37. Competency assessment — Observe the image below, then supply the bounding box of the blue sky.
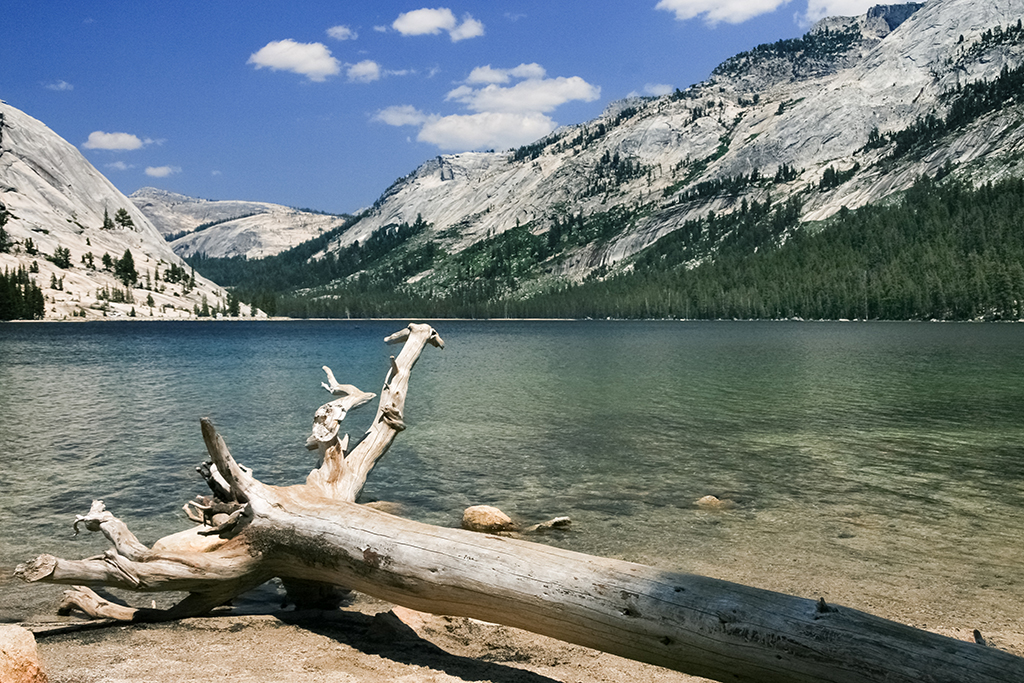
[1,0,881,214]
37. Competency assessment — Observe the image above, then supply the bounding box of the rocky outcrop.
[867,3,925,32]
[0,101,242,319]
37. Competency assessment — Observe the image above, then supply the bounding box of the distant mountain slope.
[0,101,248,319]
[316,0,1024,288]
[130,187,349,259]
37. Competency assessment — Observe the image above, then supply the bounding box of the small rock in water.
[462,505,515,532]
[525,516,572,533]
[695,495,737,510]
[362,500,403,515]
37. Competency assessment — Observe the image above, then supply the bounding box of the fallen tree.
[15,323,1024,683]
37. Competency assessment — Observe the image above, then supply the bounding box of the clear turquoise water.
[2,320,1022,632]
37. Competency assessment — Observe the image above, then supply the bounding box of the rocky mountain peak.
[315,0,1024,295]
[865,3,926,31]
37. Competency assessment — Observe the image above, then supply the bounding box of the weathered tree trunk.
[15,323,1024,683]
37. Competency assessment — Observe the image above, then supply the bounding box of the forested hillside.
[526,175,1024,321]
[192,175,1024,321]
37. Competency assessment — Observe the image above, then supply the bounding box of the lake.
[1,319,1022,643]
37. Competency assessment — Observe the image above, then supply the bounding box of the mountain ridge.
[311,0,1023,290]
[130,187,350,260]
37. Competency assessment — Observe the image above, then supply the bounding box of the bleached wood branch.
[73,500,150,561]
[324,323,444,502]
[199,418,260,504]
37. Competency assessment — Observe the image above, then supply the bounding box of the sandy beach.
[19,580,1021,683]
[27,591,710,683]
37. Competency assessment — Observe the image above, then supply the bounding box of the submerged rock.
[525,516,572,533]
[695,495,737,510]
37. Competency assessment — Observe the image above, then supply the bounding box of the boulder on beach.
[0,624,46,683]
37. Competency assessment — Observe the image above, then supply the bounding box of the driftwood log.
[15,323,1024,683]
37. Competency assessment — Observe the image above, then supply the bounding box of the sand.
[29,592,709,683]
[22,580,1024,683]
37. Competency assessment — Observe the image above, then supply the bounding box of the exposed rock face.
[867,3,926,31]
[0,101,241,319]
[131,187,349,259]
[0,624,46,683]
[321,0,1024,287]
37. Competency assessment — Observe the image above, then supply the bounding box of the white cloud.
[145,165,181,178]
[466,65,512,85]
[466,63,546,85]
[644,83,675,96]
[655,0,792,25]
[628,83,677,98]
[104,161,133,171]
[347,60,382,83]
[392,8,485,41]
[449,15,485,41]
[44,80,73,91]
[804,0,877,23]
[393,8,457,35]
[83,131,145,150]
[373,105,430,127]
[419,112,557,151]
[376,64,600,152]
[374,25,388,32]
[247,39,341,82]
[446,76,600,114]
[327,25,357,40]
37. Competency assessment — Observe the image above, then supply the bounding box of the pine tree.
[0,205,10,253]
[114,208,135,230]
[227,291,240,317]
[115,248,138,286]
[49,245,72,269]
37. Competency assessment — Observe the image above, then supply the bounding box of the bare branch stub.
[72,500,150,561]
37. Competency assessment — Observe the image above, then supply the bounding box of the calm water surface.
[1,320,1022,632]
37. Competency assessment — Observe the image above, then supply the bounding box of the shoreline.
[5,315,1024,324]
[24,587,1023,683]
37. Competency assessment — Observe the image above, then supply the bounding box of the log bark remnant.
[15,323,1024,683]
